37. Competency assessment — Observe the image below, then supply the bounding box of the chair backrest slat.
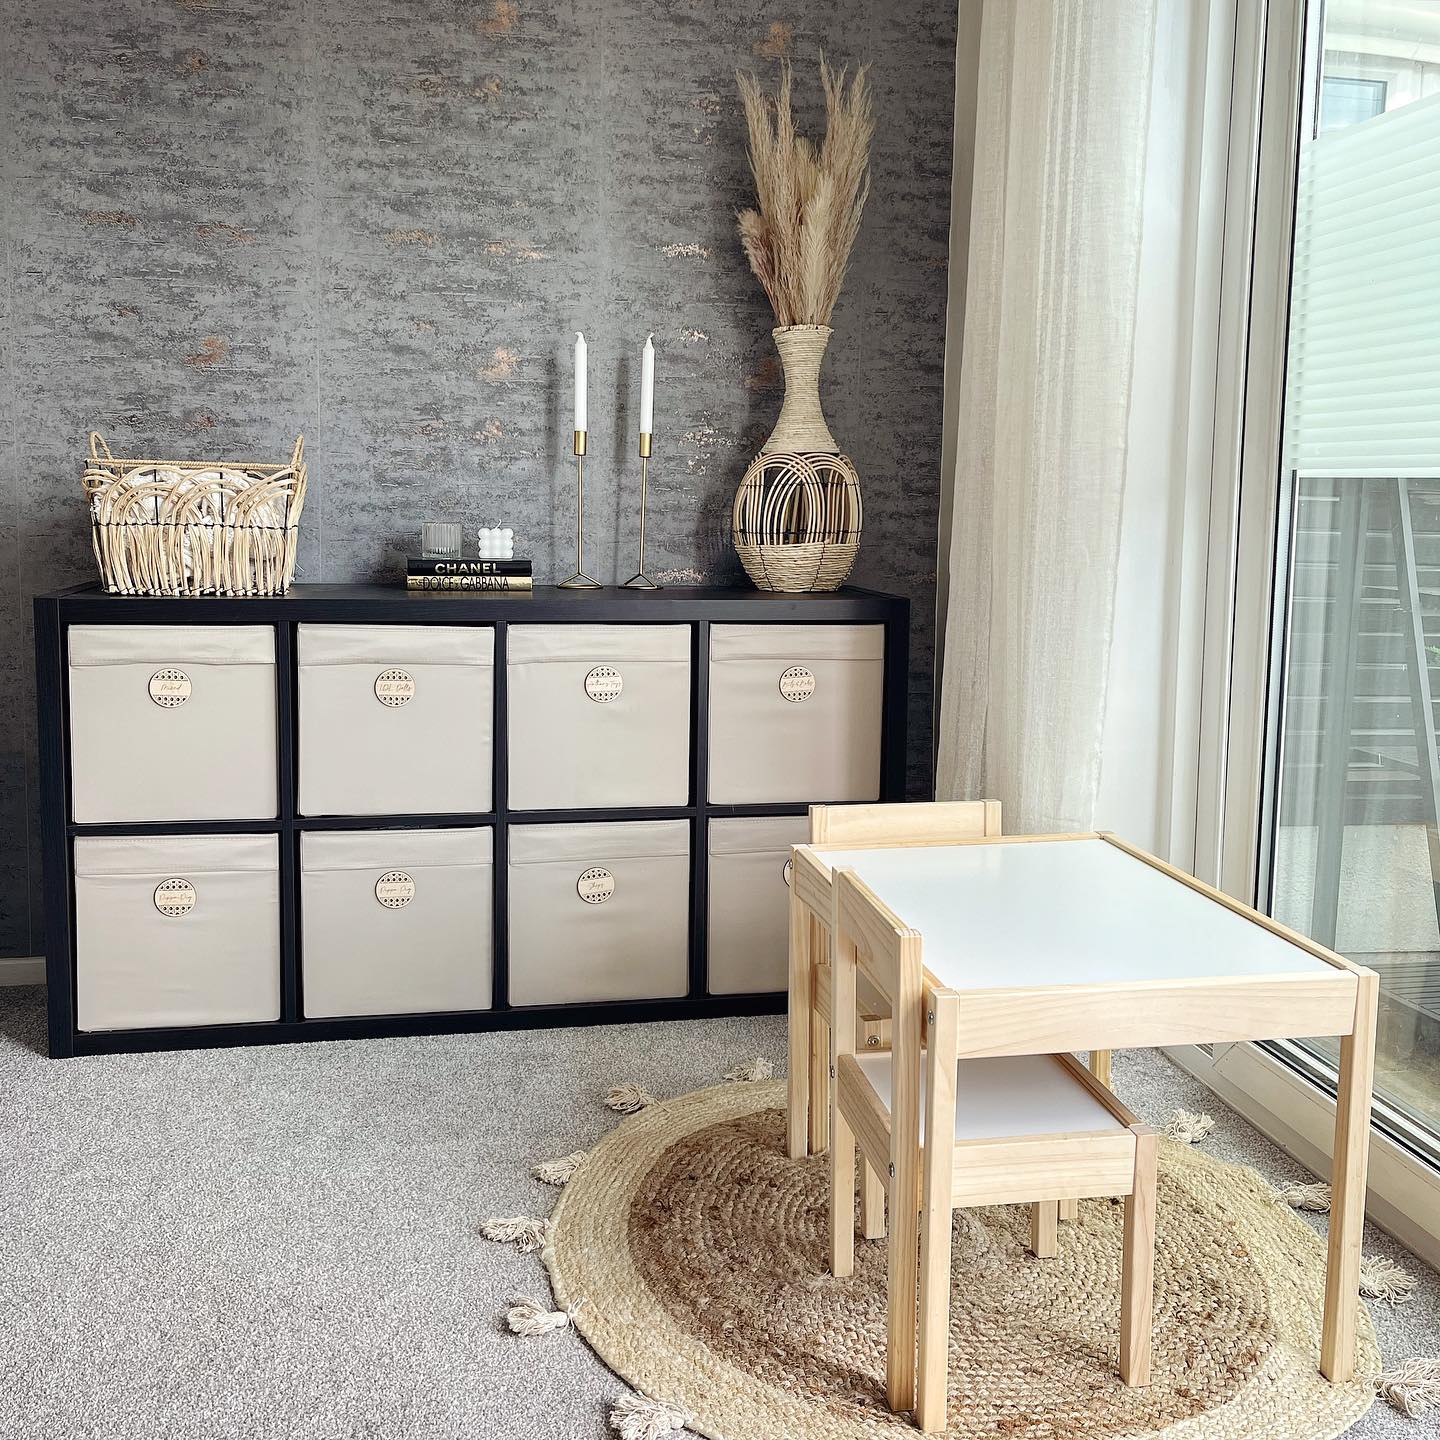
[810,798,1001,847]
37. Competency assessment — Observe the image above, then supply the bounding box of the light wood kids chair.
[828,867,1158,1432]
[789,800,1112,1229]
[788,801,1004,1161]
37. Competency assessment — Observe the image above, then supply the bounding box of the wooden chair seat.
[852,1051,1128,1141]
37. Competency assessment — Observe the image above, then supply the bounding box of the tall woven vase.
[732,324,862,592]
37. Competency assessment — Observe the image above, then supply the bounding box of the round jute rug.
[544,1081,1379,1440]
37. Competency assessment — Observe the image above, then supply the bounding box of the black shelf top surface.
[40,581,908,622]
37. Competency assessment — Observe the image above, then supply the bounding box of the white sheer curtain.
[936,0,1158,833]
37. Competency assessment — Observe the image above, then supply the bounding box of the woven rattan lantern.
[732,325,862,593]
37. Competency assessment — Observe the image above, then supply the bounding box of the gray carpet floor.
[1,986,1436,1440]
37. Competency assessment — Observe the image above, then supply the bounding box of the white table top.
[810,837,1335,992]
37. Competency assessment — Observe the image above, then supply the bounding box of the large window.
[1263,0,1440,1151]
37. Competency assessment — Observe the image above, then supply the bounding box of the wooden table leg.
[787,889,811,1161]
[916,994,958,1433]
[1029,1201,1059,1258]
[1321,970,1379,1382]
[1120,1126,1158,1387]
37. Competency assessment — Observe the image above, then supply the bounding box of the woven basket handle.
[290,435,304,471]
[88,432,114,463]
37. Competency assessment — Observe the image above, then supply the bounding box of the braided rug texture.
[544,1081,1379,1440]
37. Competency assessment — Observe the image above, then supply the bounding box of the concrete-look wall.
[0,0,955,958]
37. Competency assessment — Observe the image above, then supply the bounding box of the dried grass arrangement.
[736,60,874,327]
[83,433,307,596]
[732,60,872,593]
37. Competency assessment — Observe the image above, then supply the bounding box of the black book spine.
[406,557,532,577]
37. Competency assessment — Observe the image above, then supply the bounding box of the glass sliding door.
[1263,0,1440,1152]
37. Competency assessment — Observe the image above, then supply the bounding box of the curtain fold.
[936,0,1158,833]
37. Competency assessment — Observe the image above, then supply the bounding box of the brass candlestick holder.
[559,429,601,589]
[623,431,660,590]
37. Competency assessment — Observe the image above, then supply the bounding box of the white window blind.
[1282,92,1440,479]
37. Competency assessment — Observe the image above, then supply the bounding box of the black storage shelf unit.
[35,582,910,1059]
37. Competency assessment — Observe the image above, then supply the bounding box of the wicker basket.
[82,433,307,596]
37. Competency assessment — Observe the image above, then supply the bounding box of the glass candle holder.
[421,521,463,559]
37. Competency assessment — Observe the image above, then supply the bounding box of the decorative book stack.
[406,557,533,592]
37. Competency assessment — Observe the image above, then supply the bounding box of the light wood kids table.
[787,829,1380,1412]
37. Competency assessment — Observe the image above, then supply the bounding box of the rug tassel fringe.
[1376,1356,1440,1418]
[1276,1179,1331,1212]
[480,1215,551,1254]
[533,1151,587,1186]
[723,1057,773,1083]
[609,1390,694,1440]
[605,1083,658,1115]
[505,1295,586,1337]
[1165,1108,1217,1145]
[1359,1253,1416,1304]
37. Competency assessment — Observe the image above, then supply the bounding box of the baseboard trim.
[0,955,44,986]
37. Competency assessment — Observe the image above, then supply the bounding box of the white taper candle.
[639,333,655,435]
[573,331,588,433]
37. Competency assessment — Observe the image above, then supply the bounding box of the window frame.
[1174,0,1440,1268]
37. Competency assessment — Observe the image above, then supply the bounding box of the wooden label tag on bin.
[577,867,615,904]
[375,871,415,908]
[374,669,415,707]
[778,666,815,703]
[584,665,623,702]
[148,668,192,708]
[154,877,196,916]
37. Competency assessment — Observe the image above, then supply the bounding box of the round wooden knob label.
[374,669,415,707]
[148,668,192,708]
[577,867,615,904]
[783,858,794,888]
[375,871,415,908]
[154,878,196,916]
[584,665,623,702]
[779,666,815,703]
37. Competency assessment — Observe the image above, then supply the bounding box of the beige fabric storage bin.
[708,624,884,803]
[301,828,493,1018]
[508,820,689,1005]
[68,625,277,823]
[74,834,280,1031]
[507,625,690,810]
[707,815,810,994]
[297,625,494,816]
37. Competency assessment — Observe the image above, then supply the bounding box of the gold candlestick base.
[622,435,661,590]
[560,432,602,589]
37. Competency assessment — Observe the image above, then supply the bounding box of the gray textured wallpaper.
[0,0,954,957]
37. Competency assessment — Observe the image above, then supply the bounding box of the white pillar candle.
[573,331,588,434]
[639,333,655,435]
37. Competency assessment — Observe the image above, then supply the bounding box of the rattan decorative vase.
[82,432,307,596]
[732,325,862,593]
